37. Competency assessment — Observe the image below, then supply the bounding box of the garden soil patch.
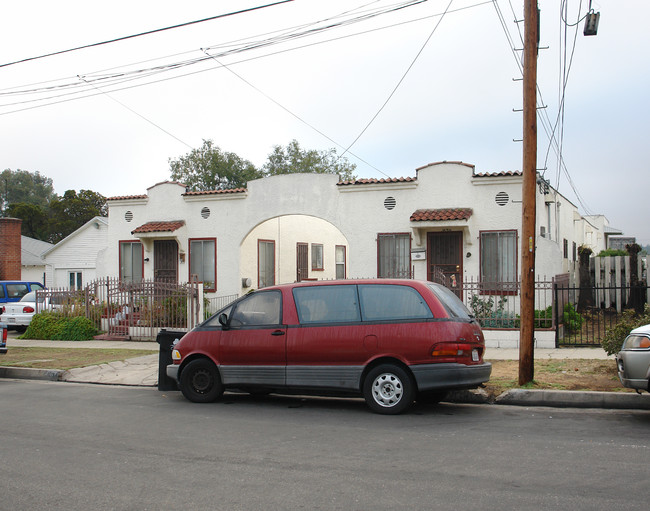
[484,358,633,400]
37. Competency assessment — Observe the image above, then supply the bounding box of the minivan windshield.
[426,283,473,320]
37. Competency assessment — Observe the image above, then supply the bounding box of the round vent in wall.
[495,192,509,206]
[125,211,134,222]
[384,196,396,210]
[201,207,210,219]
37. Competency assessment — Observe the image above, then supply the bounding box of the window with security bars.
[377,233,411,279]
[480,230,517,294]
[190,238,216,291]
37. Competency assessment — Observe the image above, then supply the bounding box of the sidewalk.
[2,335,649,410]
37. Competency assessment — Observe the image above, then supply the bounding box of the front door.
[154,240,178,283]
[296,243,308,282]
[427,232,463,296]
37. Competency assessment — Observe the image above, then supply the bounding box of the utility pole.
[519,0,538,385]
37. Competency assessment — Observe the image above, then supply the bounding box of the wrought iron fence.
[554,283,649,346]
[204,293,239,319]
[37,277,201,340]
[458,276,555,330]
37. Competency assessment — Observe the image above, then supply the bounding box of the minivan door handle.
[271,330,285,336]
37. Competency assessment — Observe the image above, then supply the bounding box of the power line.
[340,0,456,158]
[77,76,193,150]
[0,0,294,69]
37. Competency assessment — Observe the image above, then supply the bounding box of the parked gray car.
[616,324,650,393]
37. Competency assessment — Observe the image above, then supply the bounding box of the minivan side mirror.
[218,313,229,329]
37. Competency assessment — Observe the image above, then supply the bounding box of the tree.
[5,202,49,239]
[168,139,358,192]
[169,139,262,191]
[262,139,357,181]
[47,190,107,243]
[1,168,56,214]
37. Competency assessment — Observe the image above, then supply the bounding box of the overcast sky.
[2,0,648,244]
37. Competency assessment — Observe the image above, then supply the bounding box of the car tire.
[179,358,224,403]
[417,390,448,405]
[363,364,414,415]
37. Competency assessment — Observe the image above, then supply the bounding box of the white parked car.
[0,291,52,332]
[616,324,650,393]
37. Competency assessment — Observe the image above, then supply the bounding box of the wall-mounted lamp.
[179,250,186,263]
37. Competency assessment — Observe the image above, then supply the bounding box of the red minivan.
[167,279,491,414]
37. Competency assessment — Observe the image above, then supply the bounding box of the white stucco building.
[104,161,614,299]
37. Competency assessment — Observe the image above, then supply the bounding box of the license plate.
[7,317,15,323]
[472,349,479,362]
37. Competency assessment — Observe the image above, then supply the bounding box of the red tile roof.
[473,170,522,177]
[410,208,473,222]
[132,220,185,234]
[337,177,417,186]
[183,188,247,196]
[107,194,148,201]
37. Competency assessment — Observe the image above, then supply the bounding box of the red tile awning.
[410,208,473,222]
[131,220,185,235]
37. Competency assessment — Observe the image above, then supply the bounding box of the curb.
[446,388,650,410]
[494,388,650,410]
[0,366,65,381]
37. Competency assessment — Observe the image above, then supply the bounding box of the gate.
[554,282,649,346]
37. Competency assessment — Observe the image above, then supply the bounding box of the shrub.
[563,303,583,334]
[534,306,553,329]
[597,249,627,257]
[469,295,517,328]
[601,306,650,355]
[23,311,99,341]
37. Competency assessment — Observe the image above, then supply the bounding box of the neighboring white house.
[21,236,53,284]
[104,161,619,299]
[41,216,108,289]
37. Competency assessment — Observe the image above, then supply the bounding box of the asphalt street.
[1,380,648,511]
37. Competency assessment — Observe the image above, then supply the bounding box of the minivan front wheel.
[363,364,414,415]
[179,359,224,403]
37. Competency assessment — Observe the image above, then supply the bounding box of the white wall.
[105,163,605,298]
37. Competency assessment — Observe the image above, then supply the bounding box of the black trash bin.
[156,329,185,391]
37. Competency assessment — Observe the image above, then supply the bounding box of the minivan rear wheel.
[179,358,224,403]
[363,364,414,415]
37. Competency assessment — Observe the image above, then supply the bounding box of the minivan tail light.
[432,343,473,358]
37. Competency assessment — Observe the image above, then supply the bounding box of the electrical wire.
[0,1,295,69]
[340,0,456,158]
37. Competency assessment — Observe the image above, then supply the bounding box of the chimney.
[0,217,22,280]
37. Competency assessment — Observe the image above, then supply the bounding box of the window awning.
[131,220,185,236]
[409,208,473,246]
[410,208,473,222]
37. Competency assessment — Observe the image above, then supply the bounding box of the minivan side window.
[229,291,282,327]
[427,283,472,320]
[293,285,360,324]
[358,284,433,321]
